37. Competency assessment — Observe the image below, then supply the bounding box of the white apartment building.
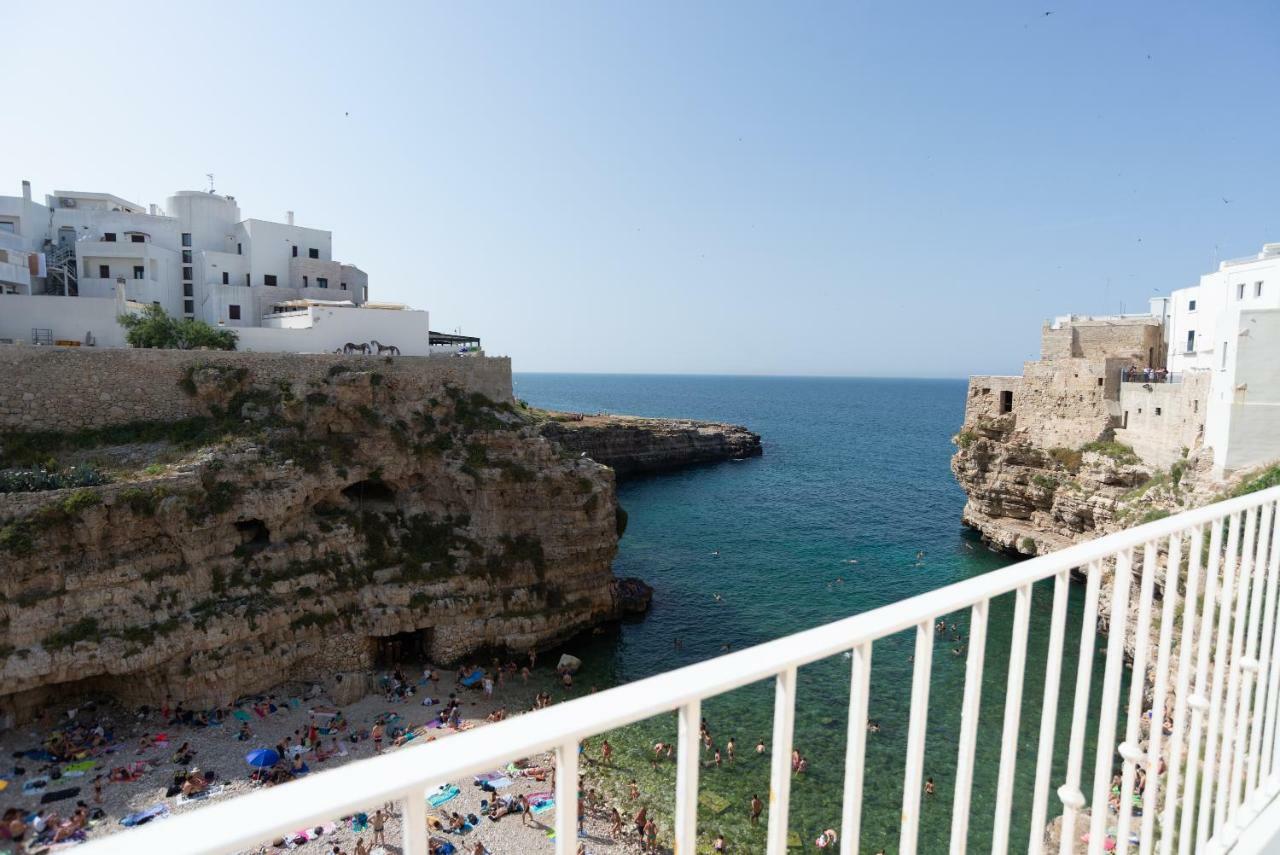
[0,180,443,355]
[1160,242,1280,476]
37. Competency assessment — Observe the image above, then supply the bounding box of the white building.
[1159,242,1280,476]
[0,180,450,356]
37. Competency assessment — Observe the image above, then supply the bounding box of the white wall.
[1220,308,1280,475]
[244,306,430,355]
[0,294,126,347]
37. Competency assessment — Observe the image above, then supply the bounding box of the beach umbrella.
[245,748,279,768]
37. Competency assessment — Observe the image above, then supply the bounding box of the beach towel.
[40,786,80,804]
[486,776,513,789]
[350,813,368,833]
[473,771,503,784]
[530,798,555,815]
[288,698,302,709]
[430,840,455,855]
[428,784,460,808]
[62,760,96,776]
[22,777,49,795]
[176,783,226,805]
[232,710,252,722]
[460,670,484,688]
[120,803,169,827]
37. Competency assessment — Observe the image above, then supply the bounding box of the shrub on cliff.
[1080,440,1141,466]
[119,305,237,351]
[0,466,108,494]
[1229,464,1280,498]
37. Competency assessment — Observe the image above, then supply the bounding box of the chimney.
[286,211,295,226]
[21,180,31,202]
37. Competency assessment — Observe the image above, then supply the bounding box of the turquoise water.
[515,374,1125,853]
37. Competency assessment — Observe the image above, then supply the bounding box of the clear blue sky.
[7,1,1278,377]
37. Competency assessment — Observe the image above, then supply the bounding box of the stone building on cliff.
[962,242,1280,480]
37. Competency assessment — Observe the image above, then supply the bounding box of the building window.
[1186,330,1196,352]
[181,268,191,281]
[1222,342,1228,369]
[237,243,242,255]
[264,274,278,287]
[1188,299,1196,311]
[308,248,319,259]
[103,233,116,242]
[303,276,308,288]
[1257,281,1264,298]
[1238,283,1246,299]
[999,390,1013,414]
[362,286,368,302]
[340,281,347,291]
[182,233,192,247]
[132,266,144,280]
[229,305,241,320]
[1194,400,1199,413]
[98,264,110,278]
[245,273,250,287]
[292,246,298,257]
[130,234,145,243]
[182,250,192,263]
[183,283,193,297]
[222,272,229,285]
[316,277,328,289]
[1155,407,1162,416]
[183,300,194,314]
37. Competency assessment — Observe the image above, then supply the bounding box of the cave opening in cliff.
[342,478,397,511]
[372,628,433,668]
[234,519,271,551]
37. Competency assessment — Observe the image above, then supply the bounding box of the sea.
[513,373,1126,853]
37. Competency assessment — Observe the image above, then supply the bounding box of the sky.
[5,1,1279,377]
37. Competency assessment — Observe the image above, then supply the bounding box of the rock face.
[538,414,762,478]
[0,366,622,723]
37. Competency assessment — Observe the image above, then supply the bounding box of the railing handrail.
[78,484,1280,855]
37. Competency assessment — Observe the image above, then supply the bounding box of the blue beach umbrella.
[245,748,279,768]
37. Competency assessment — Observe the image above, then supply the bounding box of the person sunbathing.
[448,812,467,832]
[172,741,196,765]
[181,770,209,797]
[51,807,88,842]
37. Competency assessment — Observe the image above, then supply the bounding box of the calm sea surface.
[514,374,1124,853]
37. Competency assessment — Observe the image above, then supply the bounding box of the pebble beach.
[0,668,664,855]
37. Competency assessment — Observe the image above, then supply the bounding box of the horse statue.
[341,341,370,355]
[370,340,401,356]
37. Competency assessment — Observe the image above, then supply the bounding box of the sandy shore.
[1,668,666,855]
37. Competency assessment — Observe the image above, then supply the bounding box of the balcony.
[1121,369,1183,384]
[80,486,1280,855]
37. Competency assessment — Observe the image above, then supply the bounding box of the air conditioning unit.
[59,197,77,208]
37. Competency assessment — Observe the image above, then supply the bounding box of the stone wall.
[1040,319,1164,367]
[962,376,1023,429]
[1114,370,1210,469]
[0,346,512,432]
[1013,358,1124,449]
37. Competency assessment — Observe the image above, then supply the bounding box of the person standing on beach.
[519,793,531,826]
[610,806,623,837]
[371,720,385,755]
[354,838,368,855]
[601,738,613,765]
[371,810,386,847]
[750,794,763,825]
[633,805,647,839]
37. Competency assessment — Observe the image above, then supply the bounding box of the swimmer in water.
[713,593,723,602]
[755,738,766,755]
[711,550,720,557]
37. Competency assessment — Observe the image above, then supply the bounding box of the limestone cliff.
[536,413,762,478]
[0,364,622,721]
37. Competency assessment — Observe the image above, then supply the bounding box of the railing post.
[1180,518,1226,855]
[1198,512,1242,849]
[555,739,580,855]
[401,787,428,855]
[766,667,798,855]
[1057,560,1103,855]
[951,600,989,855]
[1215,507,1258,836]
[1028,571,1069,855]
[992,584,1032,854]
[674,699,702,854]
[1161,526,1203,855]
[1142,533,1182,855]
[1255,503,1280,788]
[1229,501,1275,829]
[1115,541,1160,855]
[1089,549,1135,852]
[900,620,934,854]
[840,643,872,854]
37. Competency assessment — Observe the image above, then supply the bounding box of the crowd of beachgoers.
[0,655,667,855]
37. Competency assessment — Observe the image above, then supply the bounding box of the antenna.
[206,173,216,194]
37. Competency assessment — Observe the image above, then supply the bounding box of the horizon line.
[510,369,976,382]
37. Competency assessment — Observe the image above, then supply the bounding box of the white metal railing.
[80,486,1280,855]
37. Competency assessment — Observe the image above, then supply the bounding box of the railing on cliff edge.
[82,486,1280,855]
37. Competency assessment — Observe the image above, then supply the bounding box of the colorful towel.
[21,777,49,795]
[62,760,96,777]
[120,804,169,827]
[428,785,460,808]
[487,776,513,789]
[460,670,484,688]
[233,710,252,722]
[530,798,555,815]
[473,771,504,784]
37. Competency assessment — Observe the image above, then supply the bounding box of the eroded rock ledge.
[0,366,623,722]
[537,413,762,478]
